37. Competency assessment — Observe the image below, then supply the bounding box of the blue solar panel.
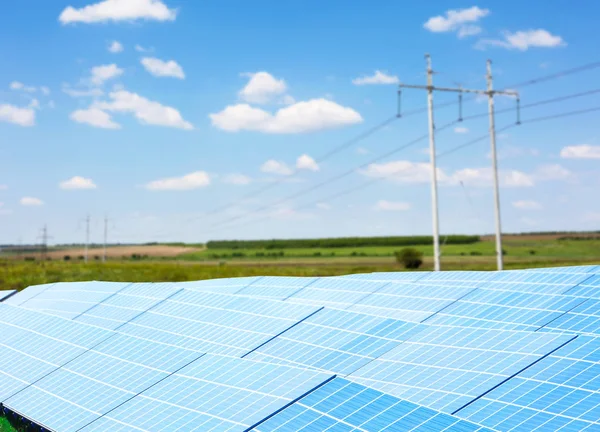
[563,274,600,298]
[235,277,319,300]
[528,265,600,273]
[177,276,262,294]
[347,283,475,323]
[3,332,203,432]
[0,290,16,302]
[245,308,423,374]
[476,271,594,295]
[285,278,390,309]
[73,282,183,329]
[15,281,131,319]
[456,335,600,431]
[349,325,575,413]
[254,377,494,432]
[418,271,497,284]
[340,272,430,282]
[2,283,55,305]
[79,354,334,432]
[539,299,600,336]
[425,289,585,331]
[115,290,320,356]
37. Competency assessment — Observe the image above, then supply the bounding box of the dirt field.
[46,245,203,259]
[480,233,600,241]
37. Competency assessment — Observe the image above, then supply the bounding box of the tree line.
[206,235,481,250]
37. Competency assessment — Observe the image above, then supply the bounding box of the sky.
[1,0,599,245]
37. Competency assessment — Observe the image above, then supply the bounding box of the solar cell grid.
[418,271,496,284]
[339,272,430,282]
[177,276,262,294]
[80,354,334,432]
[235,276,319,300]
[563,274,600,298]
[539,298,600,336]
[285,278,390,309]
[114,290,320,356]
[253,377,494,432]
[2,283,55,306]
[456,335,600,431]
[245,308,423,375]
[349,325,575,414]
[0,290,16,302]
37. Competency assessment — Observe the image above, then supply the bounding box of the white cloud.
[260,160,293,176]
[93,90,193,130]
[512,200,542,210]
[141,57,185,79]
[108,40,124,53]
[360,160,446,184]
[0,104,35,127]
[223,174,251,185]
[316,203,331,210]
[477,29,565,51]
[40,86,50,95]
[0,185,7,190]
[454,126,469,134]
[560,144,600,160]
[62,85,104,98]
[487,146,539,160]
[20,197,43,206]
[90,64,123,86]
[59,176,97,190]
[356,147,369,155]
[28,99,41,110]
[374,200,412,211]
[296,154,319,171]
[59,0,177,24]
[239,72,287,104]
[424,6,489,37]
[210,99,362,134]
[534,164,571,181]
[453,167,534,187]
[352,70,399,85]
[70,108,121,129]
[10,81,37,92]
[135,44,153,52]
[146,171,210,191]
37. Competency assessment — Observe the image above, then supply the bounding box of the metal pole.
[103,215,107,263]
[486,60,504,271]
[426,54,441,272]
[85,214,90,263]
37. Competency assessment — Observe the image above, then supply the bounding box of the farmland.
[1,233,598,291]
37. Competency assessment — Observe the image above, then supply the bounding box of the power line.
[199,104,600,238]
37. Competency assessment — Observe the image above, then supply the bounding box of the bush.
[529,249,536,255]
[313,252,322,257]
[63,255,71,261]
[78,255,84,260]
[470,251,482,256]
[502,249,507,256]
[394,248,424,269]
[24,256,35,261]
[94,255,100,261]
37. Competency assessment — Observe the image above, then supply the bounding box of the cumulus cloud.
[146,171,210,190]
[453,167,534,187]
[92,90,193,130]
[59,176,98,190]
[70,108,121,129]
[62,86,104,98]
[135,44,153,52]
[108,40,123,53]
[296,154,319,171]
[454,126,469,134]
[352,71,399,85]
[560,144,600,160]
[424,6,489,37]
[20,197,43,206]
[40,86,50,96]
[90,64,123,86]
[374,200,412,211]
[512,200,542,210]
[59,0,177,24]
[239,72,287,104]
[9,81,37,93]
[210,99,362,134]
[223,174,252,185]
[141,57,185,79]
[28,99,41,110]
[0,104,35,127]
[477,29,565,51]
[260,160,292,176]
[533,164,571,181]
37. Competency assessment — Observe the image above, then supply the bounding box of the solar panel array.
[1,264,600,431]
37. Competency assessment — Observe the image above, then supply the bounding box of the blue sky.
[1,0,599,244]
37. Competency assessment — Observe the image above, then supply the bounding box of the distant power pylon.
[84,214,90,263]
[399,54,519,272]
[37,225,52,261]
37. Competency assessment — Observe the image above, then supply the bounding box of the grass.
[0,417,17,432]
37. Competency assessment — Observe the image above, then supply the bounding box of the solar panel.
[245,308,423,375]
[456,335,600,431]
[3,333,203,432]
[340,272,430,282]
[2,282,55,305]
[0,290,16,302]
[176,276,263,294]
[349,325,575,413]
[235,277,319,300]
[418,271,497,284]
[253,377,494,432]
[425,289,585,331]
[538,298,600,336]
[477,272,593,295]
[285,278,390,309]
[347,283,475,323]
[563,274,600,298]
[15,281,131,319]
[528,265,600,274]
[114,290,321,356]
[79,354,334,432]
